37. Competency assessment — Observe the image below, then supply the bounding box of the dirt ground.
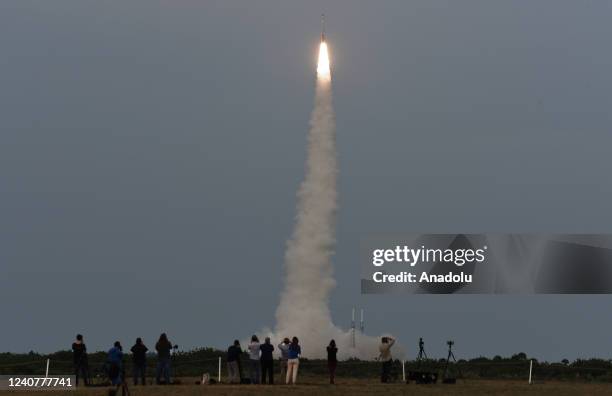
[2,378,612,396]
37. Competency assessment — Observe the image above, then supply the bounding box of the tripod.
[113,380,130,396]
[443,341,463,382]
[109,367,130,396]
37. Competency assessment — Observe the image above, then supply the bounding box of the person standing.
[130,337,148,385]
[107,341,124,386]
[285,337,301,385]
[72,334,89,386]
[155,333,173,385]
[327,339,338,384]
[108,342,129,396]
[226,340,242,384]
[247,335,261,384]
[278,338,290,380]
[379,336,395,383]
[260,337,274,384]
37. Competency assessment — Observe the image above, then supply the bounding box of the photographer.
[226,340,242,384]
[379,336,395,383]
[327,339,338,384]
[155,333,173,384]
[71,334,89,386]
[278,338,290,380]
[247,335,261,384]
[285,337,301,385]
[107,341,129,396]
[130,337,148,386]
[260,337,274,384]
[107,341,124,385]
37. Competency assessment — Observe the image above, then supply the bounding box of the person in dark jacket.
[130,337,148,385]
[72,334,89,386]
[327,339,338,384]
[155,333,173,384]
[226,340,242,384]
[260,337,275,384]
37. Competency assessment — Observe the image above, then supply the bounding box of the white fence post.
[528,359,533,384]
[218,356,222,383]
[45,359,50,377]
[402,360,406,382]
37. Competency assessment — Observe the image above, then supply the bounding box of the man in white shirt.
[278,338,290,380]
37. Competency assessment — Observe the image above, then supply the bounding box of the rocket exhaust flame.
[317,42,331,80]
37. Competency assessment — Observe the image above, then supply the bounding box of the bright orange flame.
[317,41,331,79]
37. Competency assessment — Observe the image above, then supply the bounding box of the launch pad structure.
[350,308,365,348]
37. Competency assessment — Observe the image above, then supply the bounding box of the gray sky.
[1,0,612,361]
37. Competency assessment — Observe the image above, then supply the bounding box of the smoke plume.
[266,43,390,360]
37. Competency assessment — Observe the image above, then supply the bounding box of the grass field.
[2,378,612,396]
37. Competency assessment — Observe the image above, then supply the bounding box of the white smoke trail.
[264,43,394,360]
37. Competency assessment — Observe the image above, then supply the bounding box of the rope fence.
[2,355,612,384]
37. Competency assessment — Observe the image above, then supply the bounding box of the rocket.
[321,13,326,42]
